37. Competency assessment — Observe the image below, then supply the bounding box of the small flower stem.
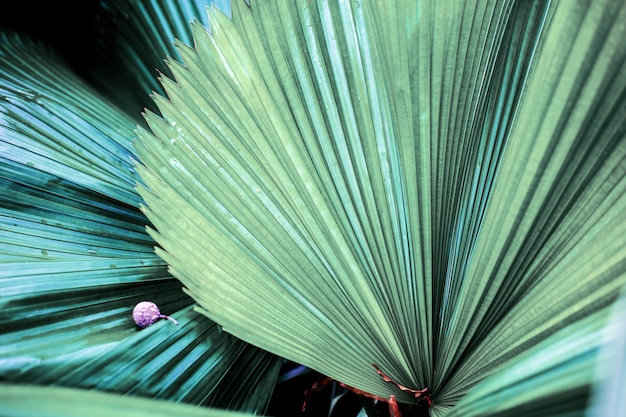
[159,314,178,325]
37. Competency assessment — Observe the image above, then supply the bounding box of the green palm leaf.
[134,0,626,414]
[0,31,281,413]
[0,384,256,417]
[0,33,140,205]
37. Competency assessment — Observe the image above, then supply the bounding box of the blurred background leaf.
[586,287,626,417]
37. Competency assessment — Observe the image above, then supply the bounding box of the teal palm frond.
[134,0,626,415]
[0,31,281,413]
[0,33,140,205]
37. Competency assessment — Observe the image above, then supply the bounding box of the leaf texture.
[0,384,257,417]
[134,0,626,413]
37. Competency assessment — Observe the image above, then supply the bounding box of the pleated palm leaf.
[133,0,626,415]
[0,32,281,413]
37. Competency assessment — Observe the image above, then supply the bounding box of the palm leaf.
[134,0,626,414]
[0,384,256,417]
[0,31,281,413]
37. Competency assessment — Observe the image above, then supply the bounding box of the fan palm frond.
[134,0,626,414]
[0,33,140,205]
[0,31,281,413]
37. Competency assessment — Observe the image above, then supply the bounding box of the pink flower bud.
[132,301,178,328]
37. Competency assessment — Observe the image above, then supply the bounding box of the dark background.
[0,1,100,76]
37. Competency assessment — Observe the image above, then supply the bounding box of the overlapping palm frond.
[0,31,281,413]
[133,0,626,415]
